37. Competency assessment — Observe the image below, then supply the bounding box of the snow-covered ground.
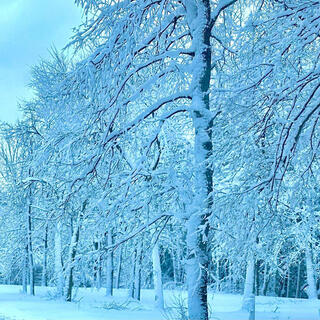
[0,285,319,320]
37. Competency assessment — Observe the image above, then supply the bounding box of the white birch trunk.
[152,242,164,309]
[305,245,318,300]
[242,255,255,311]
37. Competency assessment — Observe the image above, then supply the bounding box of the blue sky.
[0,0,82,123]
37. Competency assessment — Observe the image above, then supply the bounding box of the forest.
[0,1,319,320]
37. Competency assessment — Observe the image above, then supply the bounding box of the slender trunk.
[65,220,80,301]
[97,254,102,290]
[216,259,221,292]
[171,248,177,284]
[115,246,122,289]
[275,269,282,297]
[93,240,102,289]
[305,245,317,299]
[262,262,269,296]
[65,219,81,301]
[54,221,64,296]
[133,241,142,301]
[286,267,290,298]
[27,193,35,296]
[242,255,255,311]
[106,229,113,297]
[295,262,301,298]
[22,245,28,294]
[128,247,137,298]
[65,204,85,302]
[42,223,48,287]
[176,244,183,284]
[255,260,260,296]
[230,261,234,292]
[185,1,213,319]
[152,242,164,309]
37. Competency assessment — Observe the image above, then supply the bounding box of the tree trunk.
[305,245,318,299]
[255,260,260,296]
[106,228,113,297]
[22,246,28,294]
[274,269,282,297]
[54,221,64,296]
[133,241,142,301]
[295,262,301,298]
[65,203,85,302]
[93,240,102,290]
[185,1,213,319]
[27,195,35,296]
[262,262,269,296]
[115,246,122,289]
[42,223,48,287]
[128,247,136,298]
[65,219,81,301]
[152,242,164,309]
[286,266,290,298]
[171,248,178,285]
[242,255,255,311]
[216,259,221,292]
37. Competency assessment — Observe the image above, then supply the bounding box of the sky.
[0,0,82,123]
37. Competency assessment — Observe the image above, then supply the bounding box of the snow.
[0,285,319,320]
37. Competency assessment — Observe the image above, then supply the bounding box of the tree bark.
[54,220,64,296]
[255,260,260,296]
[262,262,269,296]
[22,245,28,294]
[128,247,137,299]
[93,240,102,290]
[295,262,301,298]
[27,191,35,296]
[305,245,318,299]
[65,217,81,301]
[65,201,86,302]
[106,228,114,297]
[216,259,221,292]
[115,246,122,289]
[133,241,142,301]
[242,255,255,311]
[185,1,213,319]
[41,223,48,287]
[286,266,290,298]
[152,242,164,309]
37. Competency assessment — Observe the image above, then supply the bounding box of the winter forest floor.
[0,286,319,320]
